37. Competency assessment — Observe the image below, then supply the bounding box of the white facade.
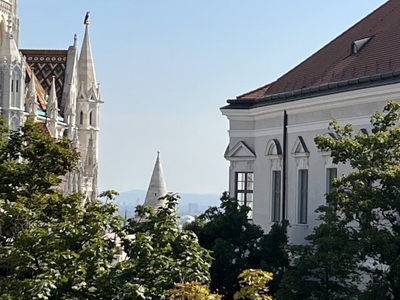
[220,0,400,244]
[222,83,400,244]
[0,1,102,200]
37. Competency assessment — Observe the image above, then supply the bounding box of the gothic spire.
[78,22,97,92]
[27,70,37,116]
[0,15,20,63]
[143,152,167,209]
[48,76,58,117]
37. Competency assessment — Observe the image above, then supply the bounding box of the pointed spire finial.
[29,68,36,95]
[78,18,97,92]
[48,76,58,119]
[73,34,77,47]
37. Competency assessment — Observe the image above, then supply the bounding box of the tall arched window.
[80,111,83,125]
[265,139,283,222]
[89,111,92,125]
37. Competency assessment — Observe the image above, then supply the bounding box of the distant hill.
[113,190,221,218]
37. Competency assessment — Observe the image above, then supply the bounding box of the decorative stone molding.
[292,136,309,168]
[265,138,282,170]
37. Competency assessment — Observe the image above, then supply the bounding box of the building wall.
[223,82,400,243]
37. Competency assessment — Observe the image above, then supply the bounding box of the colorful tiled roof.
[25,62,46,109]
[233,0,400,103]
[21,49,67,104]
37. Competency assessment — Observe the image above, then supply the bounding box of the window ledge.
[292,223,309,228]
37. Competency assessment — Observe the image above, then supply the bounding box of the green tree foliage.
[279,101,400,299]
[0,119,125,299]
[118,194,212,299]
[277,206,360,300]
[234,269,273,300]
[186,193,288,299]
[167,282,222,300]
[248,221,289,295]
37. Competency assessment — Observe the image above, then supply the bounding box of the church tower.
[76,20,102,199]
[0,15,24,130]
[0,0,19,47]
[0,2,103,202]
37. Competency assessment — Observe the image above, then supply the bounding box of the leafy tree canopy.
[279,101,400,299]
[0,119,124,299]
[186,193,288,299]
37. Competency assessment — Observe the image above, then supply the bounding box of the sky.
[17,0,386,195]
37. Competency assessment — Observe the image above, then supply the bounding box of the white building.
[0,1,102,200]
[221,0,400,244]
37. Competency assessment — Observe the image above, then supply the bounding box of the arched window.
[89,111,92,125]
[80,111,83,125]
[265,139,283,222]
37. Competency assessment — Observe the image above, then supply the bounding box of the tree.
[248,221,289,295]
[186,193,288,299]
[234,269,273,300]
[0,119,125,299]
[279,101,400,299]
[119,194,212,299]
[315,101,400,299]
[277,206,360,300]
[167,282,222,300]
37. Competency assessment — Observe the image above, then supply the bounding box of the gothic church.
[0,1,101,200]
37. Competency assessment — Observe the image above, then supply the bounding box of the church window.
[80,111,83,125]
[11,79,13,92]
[235,172,254,219]
[16,80,19,93]
[89,111,92,125]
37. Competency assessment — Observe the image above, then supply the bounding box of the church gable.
[225,141,256,161]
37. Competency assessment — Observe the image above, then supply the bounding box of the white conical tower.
[143,152,167,209]
[78,23,96,92]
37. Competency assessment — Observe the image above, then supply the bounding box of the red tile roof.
[237,83,273,99]
[237,0,400,100]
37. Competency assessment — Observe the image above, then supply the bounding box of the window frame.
[298,169,308,224]
[326,167,337,194]
[271,170,281,222]
[235,171,254,219]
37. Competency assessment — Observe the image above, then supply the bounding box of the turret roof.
[143,152,168,209]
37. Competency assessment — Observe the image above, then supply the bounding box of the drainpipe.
[282,110,288,221]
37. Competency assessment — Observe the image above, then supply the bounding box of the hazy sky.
[18,0,385,195]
